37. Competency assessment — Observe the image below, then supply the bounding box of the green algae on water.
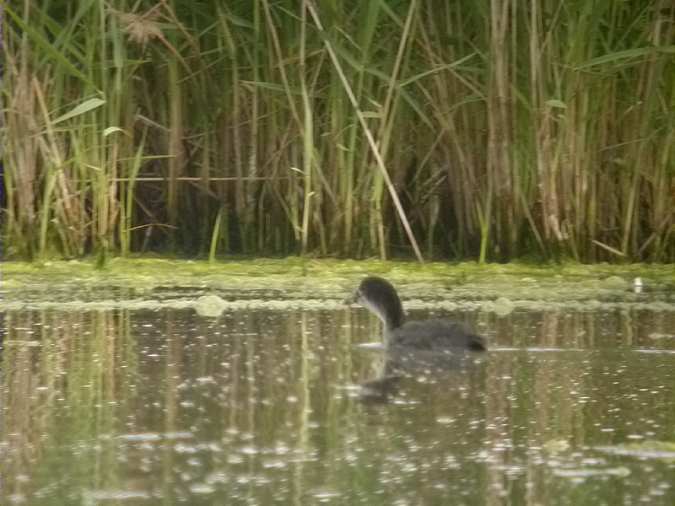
[2,258,674,311]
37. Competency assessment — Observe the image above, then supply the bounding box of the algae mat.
[1,258,674,313]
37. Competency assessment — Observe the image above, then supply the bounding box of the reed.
[2,1,673,262]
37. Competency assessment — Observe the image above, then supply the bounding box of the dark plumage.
[348,276,486,352]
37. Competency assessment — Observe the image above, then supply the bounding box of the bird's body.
[349,276,486,352]
[390,319,486,351]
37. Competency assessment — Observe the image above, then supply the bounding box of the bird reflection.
[357,347,482,404]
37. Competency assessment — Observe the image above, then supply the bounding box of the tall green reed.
[2,1,673,262]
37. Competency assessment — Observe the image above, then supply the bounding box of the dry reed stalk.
[487,0,516,259]
[306,0,424,263]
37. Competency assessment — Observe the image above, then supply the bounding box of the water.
[2,302,675,505]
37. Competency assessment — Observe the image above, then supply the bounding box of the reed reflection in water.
[2,306,675,505]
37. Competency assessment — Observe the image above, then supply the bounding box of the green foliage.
[1,0,673,262]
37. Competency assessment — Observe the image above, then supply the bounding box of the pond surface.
[2,262,675,505]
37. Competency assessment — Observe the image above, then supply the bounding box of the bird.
[347,276,486,352]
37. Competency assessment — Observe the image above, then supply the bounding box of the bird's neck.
[376,303,404,333]
[361,293,405,334]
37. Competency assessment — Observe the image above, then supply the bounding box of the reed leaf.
[1,0,673,262]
